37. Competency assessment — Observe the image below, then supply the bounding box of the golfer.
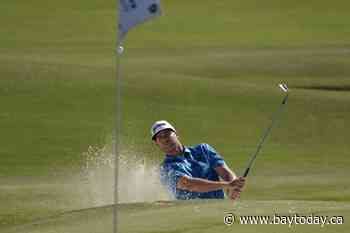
[151,120,246,200]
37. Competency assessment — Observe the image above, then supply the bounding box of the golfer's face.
[154,129,179,154]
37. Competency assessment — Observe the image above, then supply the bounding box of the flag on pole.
[119,0,161,41]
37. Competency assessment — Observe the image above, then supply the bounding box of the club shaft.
[243,94,288,177]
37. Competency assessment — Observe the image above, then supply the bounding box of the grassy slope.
[3,200,350,233]
[1,0,350,231]
[0,0,115,175]
[0,0,116,227]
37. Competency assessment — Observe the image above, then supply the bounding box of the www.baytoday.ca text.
[224,213,344,227]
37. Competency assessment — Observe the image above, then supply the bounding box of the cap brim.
[152,128,175,140]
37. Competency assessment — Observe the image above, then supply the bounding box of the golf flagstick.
[114,1,161,233]
[243,84,289,177]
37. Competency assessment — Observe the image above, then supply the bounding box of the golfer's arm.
[215,164,237,182]
[177,176,229,192]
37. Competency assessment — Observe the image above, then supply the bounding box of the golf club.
[243,83,289,177]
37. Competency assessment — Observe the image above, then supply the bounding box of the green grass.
[3,200,350,233]
[1,0,350,231]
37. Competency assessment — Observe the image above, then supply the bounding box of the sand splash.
[79,145,170,206]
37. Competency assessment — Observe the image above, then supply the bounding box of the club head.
[278,83,289,104]
[278,83,289,93]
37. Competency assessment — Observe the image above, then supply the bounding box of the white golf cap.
[151,120,176,140]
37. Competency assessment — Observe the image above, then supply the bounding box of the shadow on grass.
[294,85,350,92]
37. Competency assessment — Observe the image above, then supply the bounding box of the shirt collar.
[165,146,191,161]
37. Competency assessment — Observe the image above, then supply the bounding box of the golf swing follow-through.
[151,121,245,200]
[152,83,288,200]
[243,83,289,177]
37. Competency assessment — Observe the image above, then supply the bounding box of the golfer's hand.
[228,176,246,200]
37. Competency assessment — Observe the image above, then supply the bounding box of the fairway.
[1,0,350,232]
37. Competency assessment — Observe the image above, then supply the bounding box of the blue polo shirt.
[160,143,226,200]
